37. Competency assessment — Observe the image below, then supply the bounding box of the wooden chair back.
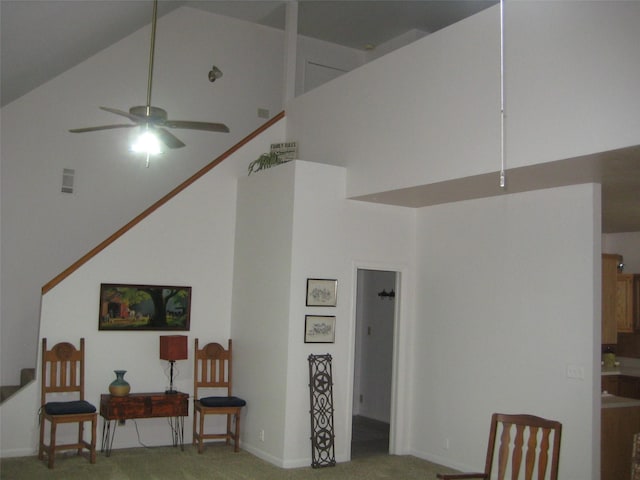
[437,413,561,480]
[41,338,86,404]
[485,413,562,480]
[193,339,233,399]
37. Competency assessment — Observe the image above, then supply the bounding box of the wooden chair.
[39,338,97,469]
[192,339,246,453]
[437,413,562,480]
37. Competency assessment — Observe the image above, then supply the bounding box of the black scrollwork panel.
[308,354,336,468]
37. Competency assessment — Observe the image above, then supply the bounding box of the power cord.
[133,419,151,448]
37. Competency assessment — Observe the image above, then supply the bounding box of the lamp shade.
[159,335,188,361]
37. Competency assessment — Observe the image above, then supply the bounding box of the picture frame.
[306,278,337,307]
[305,315,336,343]
[99,283,191,331]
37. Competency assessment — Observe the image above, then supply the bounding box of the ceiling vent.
[61,168,75,194]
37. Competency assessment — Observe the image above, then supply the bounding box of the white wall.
[231,158,296,464]
[284,162,416,465]
[603,232,640,273]
[286,2,640,199]
[0,6,285,386]
[0,118,286,457]
[411,184,600,480]
[232,161,416,467]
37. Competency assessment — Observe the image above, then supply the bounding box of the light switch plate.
[566,364,585,379]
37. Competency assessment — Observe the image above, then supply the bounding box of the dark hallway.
[351,415,390,458]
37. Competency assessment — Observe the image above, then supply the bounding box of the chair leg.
[78,420,84,456]
[90,417,97,464]
[38,414,45,460]
[48,421,57,469]
[192,409,197,447]
[234,412,241,452]
[226,414,232,446]
[198,411,206,453]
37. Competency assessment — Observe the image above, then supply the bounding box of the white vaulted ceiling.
[1,0,637,233]
[0,0,496,107]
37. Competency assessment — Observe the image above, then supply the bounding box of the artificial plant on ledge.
[247,152,290,175]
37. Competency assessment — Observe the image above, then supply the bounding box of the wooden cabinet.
[601,376,640,478]
[602,375,619,395]
[603,254,622,344]
[602,404,640,480]
[618,376,640,399]
[601,375,640,398]
[617,274,634,333]
[634,275,640,331]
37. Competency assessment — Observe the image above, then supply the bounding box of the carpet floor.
[1,443,459,480]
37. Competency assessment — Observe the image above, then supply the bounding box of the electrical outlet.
[259,429,265,442]
[444,438,450,450]
[566,364,585,379]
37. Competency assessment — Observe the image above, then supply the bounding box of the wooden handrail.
[42,111,286,294]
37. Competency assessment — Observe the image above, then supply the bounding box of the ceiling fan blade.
[164,120,230,133]
[99,106,143,123]
[69,124,137,133]
[155,128,186,149]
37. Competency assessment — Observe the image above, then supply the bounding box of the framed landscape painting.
[99,283,191,331]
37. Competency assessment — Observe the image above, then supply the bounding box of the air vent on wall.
[61,168,74,194]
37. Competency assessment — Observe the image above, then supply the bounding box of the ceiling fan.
[69,0,229,152]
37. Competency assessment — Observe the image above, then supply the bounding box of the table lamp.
[159,335,188,394]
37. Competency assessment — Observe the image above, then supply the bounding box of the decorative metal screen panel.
[308,354,336,468]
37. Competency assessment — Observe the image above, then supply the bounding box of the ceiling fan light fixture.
[70,0,229,153]
[130,128,163,156]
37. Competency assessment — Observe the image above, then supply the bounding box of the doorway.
[351,269,397,458]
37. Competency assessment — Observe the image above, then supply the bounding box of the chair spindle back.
[41,338,86,405]
[487,413,562,480]
[193,339,233,399]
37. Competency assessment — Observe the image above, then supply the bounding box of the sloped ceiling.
[0,0,496,107]
[1,0,637,233]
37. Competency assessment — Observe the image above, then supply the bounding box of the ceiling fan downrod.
[68,0,229,149]
[145,0,159,118]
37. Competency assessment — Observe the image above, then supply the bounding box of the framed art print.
[305,315,336,343]
[306,278,337,307]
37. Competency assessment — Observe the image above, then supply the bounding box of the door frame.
[346,261,411,458]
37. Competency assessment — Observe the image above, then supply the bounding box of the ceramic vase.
[109,370,130,396]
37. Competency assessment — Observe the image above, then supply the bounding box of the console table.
[100,392,188,456]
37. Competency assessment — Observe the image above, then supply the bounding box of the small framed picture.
[305,315,336,343]
[306,278,337,307]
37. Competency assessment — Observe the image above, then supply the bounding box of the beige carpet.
[0,443,459,480]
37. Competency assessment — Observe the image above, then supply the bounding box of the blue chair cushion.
[44,400,96,415]
[199,396,246,408]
